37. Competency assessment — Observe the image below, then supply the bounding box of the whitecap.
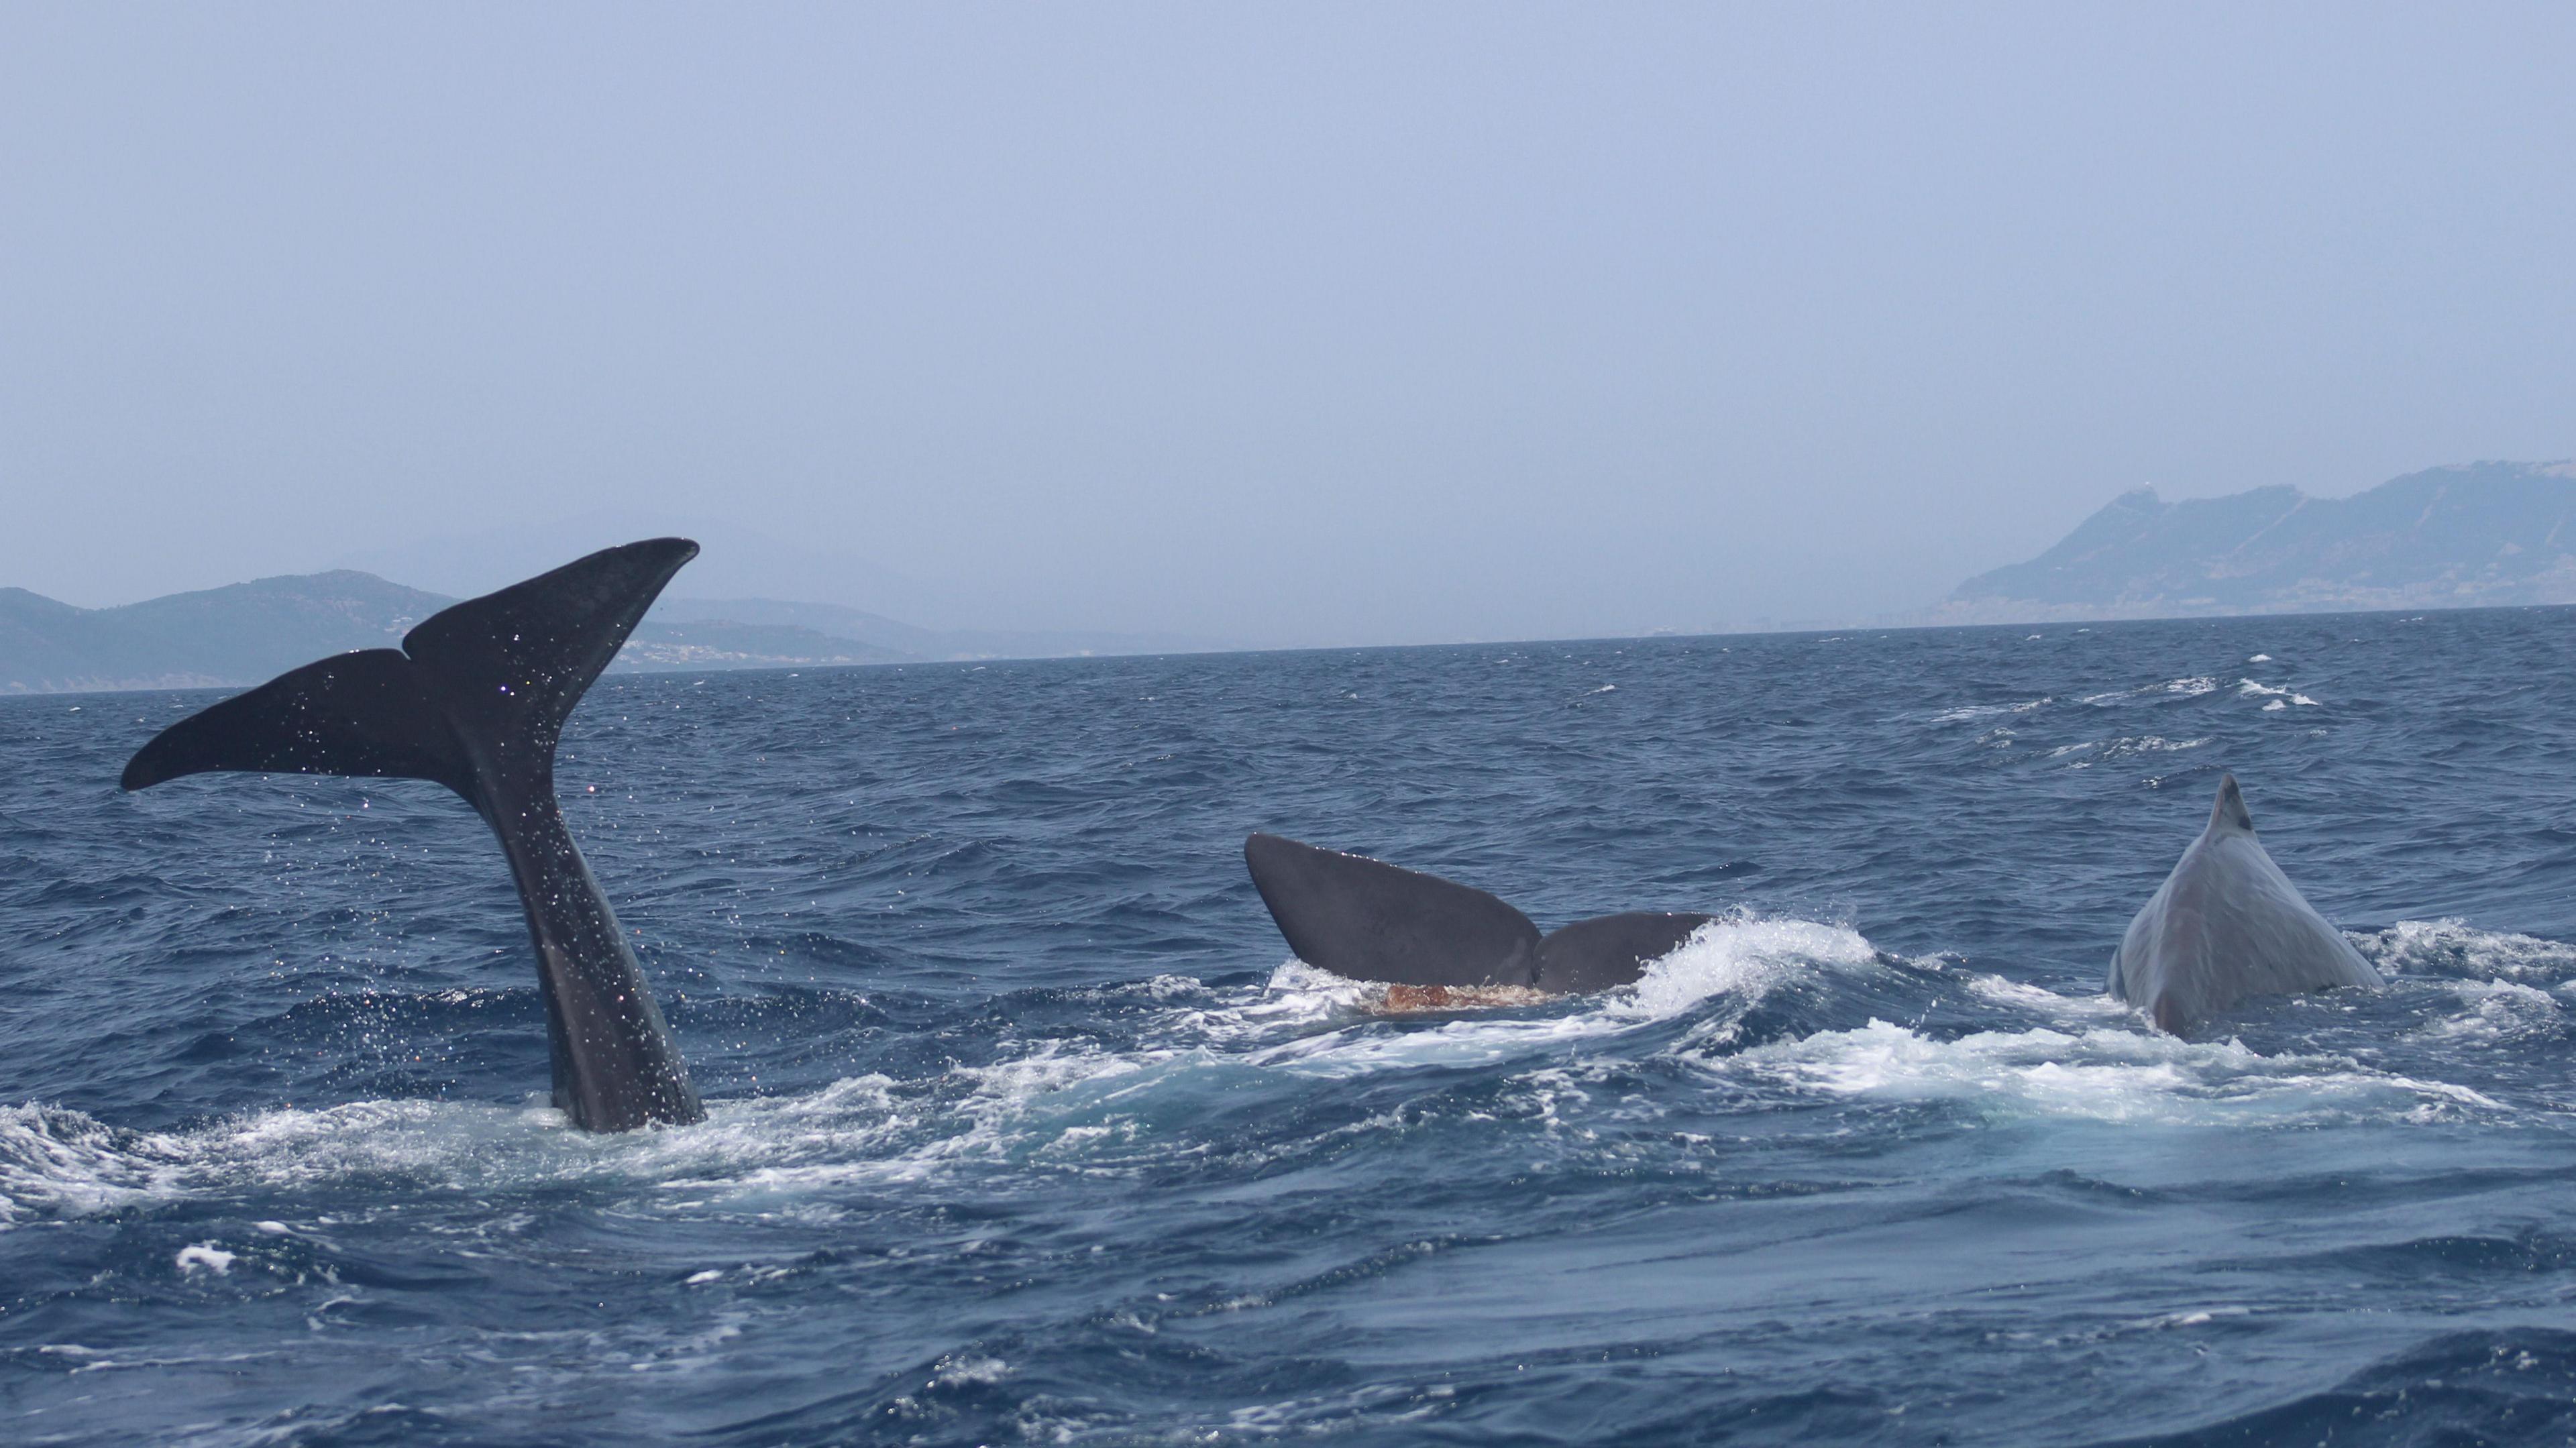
[2239,679,2320,706]
[2356,919,2576,983]
[1719,1019,2496,1125]
[2420,979,2562,1044]
[1931,698,2051,724]
[1245,911,1884,1072]
[2046,735,2212,765]
[934,1353,1012,1386]
[1962,973,2133,1023]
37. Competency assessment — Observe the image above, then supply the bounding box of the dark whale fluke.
[122,539,705,1131]
[1244,833,1711,995]
[2107,773,2383,1034]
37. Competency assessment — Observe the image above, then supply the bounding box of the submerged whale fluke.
[122,539,706,1131]
[2107,773,2381,1034]
[1536,911,1717,994]
[1243,833,1711,995]
[1244,833,1540,988]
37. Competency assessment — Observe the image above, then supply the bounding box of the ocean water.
[8,609,2576,1446]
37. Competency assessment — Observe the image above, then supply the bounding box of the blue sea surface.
[7,610,2576,1445]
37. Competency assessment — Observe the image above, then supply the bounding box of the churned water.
[8,609,2576,1445]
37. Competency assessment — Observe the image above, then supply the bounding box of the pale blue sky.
[5,4,2571,642]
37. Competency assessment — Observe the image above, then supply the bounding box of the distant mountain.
[0,571,448,693]
[108,571,451,682]
[335,511,992,626]
[647,596,1234,662]
[1946,461,2576,620]
[338,515,1248,657]
[619,620,910,671]
[644,597,947,655]
[0,569,1221,695]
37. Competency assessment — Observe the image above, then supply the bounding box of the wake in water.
[7,912,2554,1238]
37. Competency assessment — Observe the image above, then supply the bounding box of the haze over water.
[8,610,2576,1443]
[9,7,2575,641]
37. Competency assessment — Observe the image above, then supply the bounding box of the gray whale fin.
[122,539,705,1132]
[1243,834,1711,994]
[2106,772,2383,1035]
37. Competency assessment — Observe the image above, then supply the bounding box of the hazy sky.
[5,4,2573,643]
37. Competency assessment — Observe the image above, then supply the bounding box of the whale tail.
[1243,833,1711,995]
[122,540,705,1131]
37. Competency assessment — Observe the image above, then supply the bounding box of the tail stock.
[123,539,705,1131]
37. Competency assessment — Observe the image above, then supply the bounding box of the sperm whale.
[2108,773,2383,1034]
[1244,833,1713,999]
[121,539,704,1131]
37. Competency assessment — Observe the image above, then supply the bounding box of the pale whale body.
[2108,773,2381,1033]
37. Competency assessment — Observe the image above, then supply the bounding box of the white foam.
[0,1106,187,1225]
[1721,1019,2497,1125]
[175,1243,234,1275]
[2238,679,2320,706]
[1963,973,2133,1023]
[1931,698,2051,724]
[0,1068,1022,1227]
[2077,677,2220,710]
[2357,919,2576,983]
[2420,980,2563,1044]
[934,1353,1011,1386]
[1624,913,1878,1022]
[0,915,1904,1229]
[1245,911,1883,1074]
[12,912,2543,1231]
[2045,736,2211,766]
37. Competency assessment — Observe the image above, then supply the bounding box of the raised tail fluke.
[398,537,698,787]
[121,648,468,795]
[121,539,705,1131]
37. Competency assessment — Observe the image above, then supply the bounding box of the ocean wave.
[1243,910,1886,1073]
[2238,678,2321,708]
[12,911,2550,1237]
[0,1062,1144,1230]
[1718,1020,2496,1126]
[0,913,1877,1228]
[1931,697,2051,724]
[2074,677,2220,709]
[2355,918,2576,983]
[2045,735,2212,767]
